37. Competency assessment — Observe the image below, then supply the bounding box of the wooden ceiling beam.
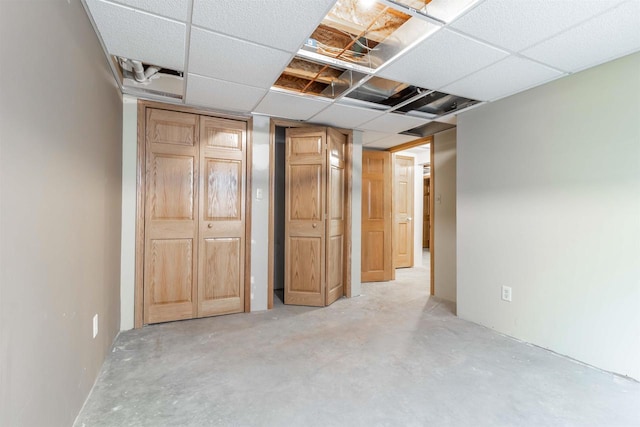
[281,67,339,85]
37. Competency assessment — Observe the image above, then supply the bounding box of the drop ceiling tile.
[105,0,189,21]
[359,113,432,134]
[378,29,508,90]
[85,0,186,70]
[186,74,267,113]
[189,28,292,89]
[450,0,625,52]
[309,104,385,130]
[521,1,640,73]
[426,0,481,23]
[365,134,419,149]
[192,0,336,53]
[362,131,392,145]
[442,56,563,101]
[254,91,330,121]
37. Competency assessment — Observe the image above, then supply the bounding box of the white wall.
[351,131,363,297]
[250,115,271,311]
[457,53,640,379]
[434,130,457,303]
[121,95,137,329]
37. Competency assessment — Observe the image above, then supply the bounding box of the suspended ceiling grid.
[83,0,640,149]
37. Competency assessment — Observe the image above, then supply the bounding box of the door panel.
[326,129,347,305]
[198,116,246,317]
[204,159,242,220]
[423,177,430,248]
[147,108,197,146]
[394,155,414,268]
[285,128,326,306]
[144,109,199,324]
[361,150,393,282]
[149,155,195,220]
[146,238,195,323]
[290,165,322,220]
[289,237,323,293]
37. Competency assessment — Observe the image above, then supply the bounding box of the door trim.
[385,136,434,295]
[429,140,435,296]
[268,119,353,308]
[134,100,253,328]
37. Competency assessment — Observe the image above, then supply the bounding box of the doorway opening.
[273,125,286,304]
[268,122,353,309]
[392,143,432,294]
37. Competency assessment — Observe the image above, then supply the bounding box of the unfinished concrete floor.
[75,262,640,426]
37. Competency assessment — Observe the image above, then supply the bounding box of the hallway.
[75,257,639,426]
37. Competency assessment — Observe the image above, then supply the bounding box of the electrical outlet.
[501,286,512,302]
[93,314,99,339]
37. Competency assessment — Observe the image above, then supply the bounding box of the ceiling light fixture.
[360,0,378,10]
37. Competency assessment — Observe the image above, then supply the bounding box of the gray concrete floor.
[75,254,640,426]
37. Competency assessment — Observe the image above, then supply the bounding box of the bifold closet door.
[144,109,199,324]
[284,127,326,307]
[361,150,394,282]
[325,129,347,306]
[198,116,246,317]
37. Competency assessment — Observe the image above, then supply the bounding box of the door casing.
[134,100,253,328]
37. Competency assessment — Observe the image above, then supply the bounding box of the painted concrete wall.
[0,2,123,425]
[433,130,457,303]
[457,53,640,379]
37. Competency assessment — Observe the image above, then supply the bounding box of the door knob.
[208,223,213,228]
[407,217,412,221]
[312,223,317,228]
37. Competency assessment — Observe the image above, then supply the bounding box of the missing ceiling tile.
[113,56,184,99]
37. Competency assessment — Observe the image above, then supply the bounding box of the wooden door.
[144,109,199,324]
[284,127,326,306]
[394,155,414,268]
[361,150,394,282]
[326,129,347,305]
[198,116,246,317]
[423,177,430,248]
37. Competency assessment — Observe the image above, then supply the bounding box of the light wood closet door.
[284,127,326,306]
[198,117,246,317]
[361,150,393,282]
[394,155,414,268]
[144,109,199,324]
[326,129,347,306]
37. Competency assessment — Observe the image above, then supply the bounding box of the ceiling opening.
[272,0,481,120]
[113,56,184,99]
[302,0,413,69]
